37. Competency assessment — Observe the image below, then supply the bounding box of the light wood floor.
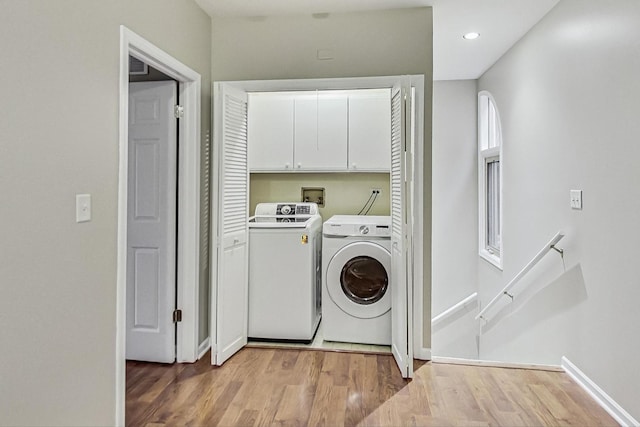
[126,347,617,426]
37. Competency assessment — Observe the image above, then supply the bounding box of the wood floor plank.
[189,355,247,426]
[344,352,367,426]
[215,349,277,425]
[253,383,286,427]
[307,382,348,426]
[149,367,210,424]
[273,384,314,426]
[126,348,619,427]
[322,350,351,387]
[234,409,259,427]
[436,364,485,423]
[199,380,243,426]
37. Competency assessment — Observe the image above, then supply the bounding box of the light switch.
[570,190,582,210]
[76,194,92,222]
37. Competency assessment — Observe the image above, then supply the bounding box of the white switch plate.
[76,194,91,222]
[570,190,582,210]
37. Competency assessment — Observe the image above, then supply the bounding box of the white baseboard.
[561,356,639,427]
[414,347,432,361]
[432,356,563,372]
[197,337,211,360]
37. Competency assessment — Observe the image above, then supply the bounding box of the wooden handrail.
[475,231,565,320]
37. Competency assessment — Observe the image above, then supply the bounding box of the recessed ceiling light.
[463,32,480,40]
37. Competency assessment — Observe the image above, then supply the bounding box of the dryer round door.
[326,241,391,319]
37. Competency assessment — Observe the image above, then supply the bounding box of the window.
[478,92,503,268]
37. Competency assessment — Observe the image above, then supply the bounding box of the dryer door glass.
[340,256,388,305]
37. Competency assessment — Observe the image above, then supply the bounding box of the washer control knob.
[280,205,292,215]
[359,225,370,235]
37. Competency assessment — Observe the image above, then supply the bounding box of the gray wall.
[212,7,434,347]
[0,1,211,425]
[476,0,640,419]
[431,80,479,358]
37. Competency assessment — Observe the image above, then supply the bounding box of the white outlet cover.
[76,194,92,222]
[570,190,582,210]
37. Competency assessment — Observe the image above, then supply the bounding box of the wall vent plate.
[301,187,325,207]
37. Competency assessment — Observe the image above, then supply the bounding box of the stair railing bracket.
[550,244,564,257]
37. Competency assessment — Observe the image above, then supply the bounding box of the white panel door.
[294,91,348,170]
[126,81,177,363]
[390,81,414,378]
[348,89,391,171]
[212,83,249,366]
[247,92,294,171]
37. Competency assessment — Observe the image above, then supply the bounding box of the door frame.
[116,26,201,425]
[210,75,426,360]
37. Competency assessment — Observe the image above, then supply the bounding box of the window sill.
[480,249,503,270]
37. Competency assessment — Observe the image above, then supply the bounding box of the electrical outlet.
[370,188,382,195]
[76,194,92,222]
[570,190,583,210]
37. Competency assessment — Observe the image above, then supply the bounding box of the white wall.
[0,1,211,425]
[476,0,640,419]
[431,80,479,359]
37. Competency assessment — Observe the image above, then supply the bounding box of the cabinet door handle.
[285,162,290,169]
[297,163,302,168]
[352,163,357,169]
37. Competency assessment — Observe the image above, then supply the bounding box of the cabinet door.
[348,89,391,171]
[248,93,294,171]
[294,92,348,171]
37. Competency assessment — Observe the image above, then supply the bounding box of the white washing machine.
[248,202,322,342]
[322,215,391,345]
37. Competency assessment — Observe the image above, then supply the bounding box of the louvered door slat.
[391,89,403,236]
[222,93,248,236]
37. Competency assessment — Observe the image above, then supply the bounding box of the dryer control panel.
[323,215,391,237]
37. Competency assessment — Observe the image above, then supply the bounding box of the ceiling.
[195,0,560,81]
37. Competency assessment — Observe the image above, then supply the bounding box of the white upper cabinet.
[294,91,348,171]
[248,92,294,171]
[348,89,391,171]
[248,89,390,172]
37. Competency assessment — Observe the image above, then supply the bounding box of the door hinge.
[174,105,184,119]
[173,309,183,323]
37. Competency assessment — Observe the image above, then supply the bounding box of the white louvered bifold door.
[390,80,414,379]
[212,84,249,366]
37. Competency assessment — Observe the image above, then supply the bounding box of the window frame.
[478,91,503,269]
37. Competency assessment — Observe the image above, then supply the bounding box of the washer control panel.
[278,204,295,215]
[254,202,319,217]
[277,203,317,216]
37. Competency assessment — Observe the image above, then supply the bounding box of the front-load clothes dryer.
[248,202,322,342]
[322,215,391,345]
